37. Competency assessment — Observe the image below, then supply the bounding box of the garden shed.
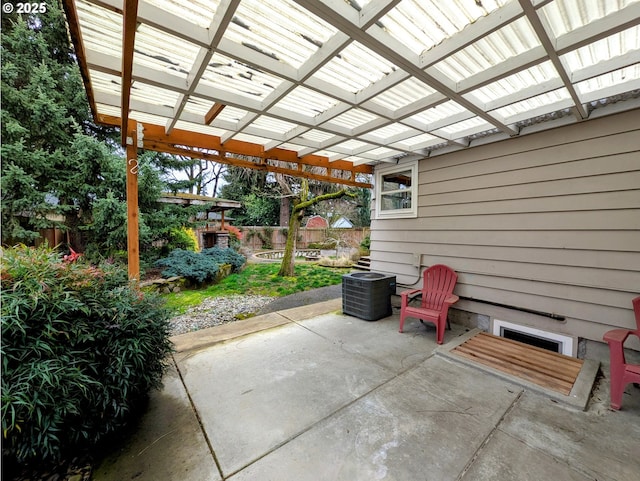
[62,0,640,347]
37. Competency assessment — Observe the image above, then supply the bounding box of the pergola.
[61,0,640,279]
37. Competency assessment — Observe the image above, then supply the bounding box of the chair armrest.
[603,328,638,345]
[401,289,421,306]
[444,294,459,305]
[400,289,421,300]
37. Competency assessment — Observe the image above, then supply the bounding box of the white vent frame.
[492,319,576,357]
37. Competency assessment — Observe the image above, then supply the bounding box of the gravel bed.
[169,294,275,336]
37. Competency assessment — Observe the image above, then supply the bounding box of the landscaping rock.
[169,295,275,335]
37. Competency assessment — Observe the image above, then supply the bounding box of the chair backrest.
[633,296,640,331]
[421,264,458,310]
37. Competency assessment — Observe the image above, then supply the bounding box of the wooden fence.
[238,227,369,251]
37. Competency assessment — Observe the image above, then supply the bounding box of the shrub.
[202,246,246,272]
[155,247,246,284]
[167,227,198,252]
[360,235,371,251]
[1,245,173,465]
[318,256,353,267]
[226,226,242,251]
[155,248,220,283]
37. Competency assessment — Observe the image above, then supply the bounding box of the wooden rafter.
[204,103,226,125]
[121,0,138,146]
[97,114,373,188]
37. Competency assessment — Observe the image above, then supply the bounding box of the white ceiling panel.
[68,0,640,165]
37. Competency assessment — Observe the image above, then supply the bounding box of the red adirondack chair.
[603,296,640,410]
[399,264,459,344]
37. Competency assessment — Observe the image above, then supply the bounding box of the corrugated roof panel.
[200,52,283,100]
[90,71,122,98]
[379,0,507,55]
[324,109,379,130]
[561,26,640,72]
[539,0,636,38]
[439,116,492,135]
[391,133,440,148]
[183,97,215,116]
[133,25,200,78]
[76,1,122,56]
[298,129,335,143]
[213,106,249,124]
[96,103,121,118]
[364,146,405,159]
[145,0,220,29]
[69,0,640,165]
[174,120,227,137]
[491,88,571,120]
[130,110,172,126]
[312,41,398,93]
[249,115,298,136]
[226,0,337,69]
[270,86,339,118]
[333,139,370,151]
[366,123,417,140]
[575,64,640,97]
[432,17,540,82]
[408,100,467,125]
[344,155,369,163]
[467,61,558,105]
[312,149,342,159]
[130,82,181,108]
[231,132,272,146]
[278,142,307,153]
[368,77,437,110]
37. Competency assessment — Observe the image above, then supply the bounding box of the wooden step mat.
[451,332,583,395]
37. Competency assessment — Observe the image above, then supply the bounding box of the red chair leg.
[399,312,405,333]
[436,316,445,344]
[608,359,625,410]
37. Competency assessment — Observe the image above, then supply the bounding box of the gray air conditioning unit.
[342,272,397,321]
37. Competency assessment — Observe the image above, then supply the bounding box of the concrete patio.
[94,299,640,481]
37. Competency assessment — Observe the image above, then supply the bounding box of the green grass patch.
[162,262,346,313]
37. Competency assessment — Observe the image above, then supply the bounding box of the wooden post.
[220,210,226,230]
[126,120,140,281]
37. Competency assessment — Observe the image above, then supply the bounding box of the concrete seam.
[493,428,602,481]
[222,354,432,479]
[454,390,524,481]
[171,355,226,480]
[290,317,428,375]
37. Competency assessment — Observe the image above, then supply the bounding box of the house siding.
[370,109,640,347]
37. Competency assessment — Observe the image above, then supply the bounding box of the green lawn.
[162,262,347,313]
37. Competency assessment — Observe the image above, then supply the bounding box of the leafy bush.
[1,245,173,465]
[202,246,246,272]
[360,235,371,251]
[155,249,220,283]
[155,247,246,284]
[166,227,198,252]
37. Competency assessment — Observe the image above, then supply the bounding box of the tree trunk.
[277,188,356,277]
[279,196,291,227]
[277,201,302,277]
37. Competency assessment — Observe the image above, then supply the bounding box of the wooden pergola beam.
[96,114,373,187]
[204,103,226,125]
[125,120,140,281]
[121,0,139,146]
[61,0,98,121]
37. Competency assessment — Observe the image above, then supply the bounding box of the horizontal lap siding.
[371,109,640,343]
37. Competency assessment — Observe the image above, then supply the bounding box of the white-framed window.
[374,161,418,219]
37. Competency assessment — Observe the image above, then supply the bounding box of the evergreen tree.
[1,4,118,245]
[1,6,204,261]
